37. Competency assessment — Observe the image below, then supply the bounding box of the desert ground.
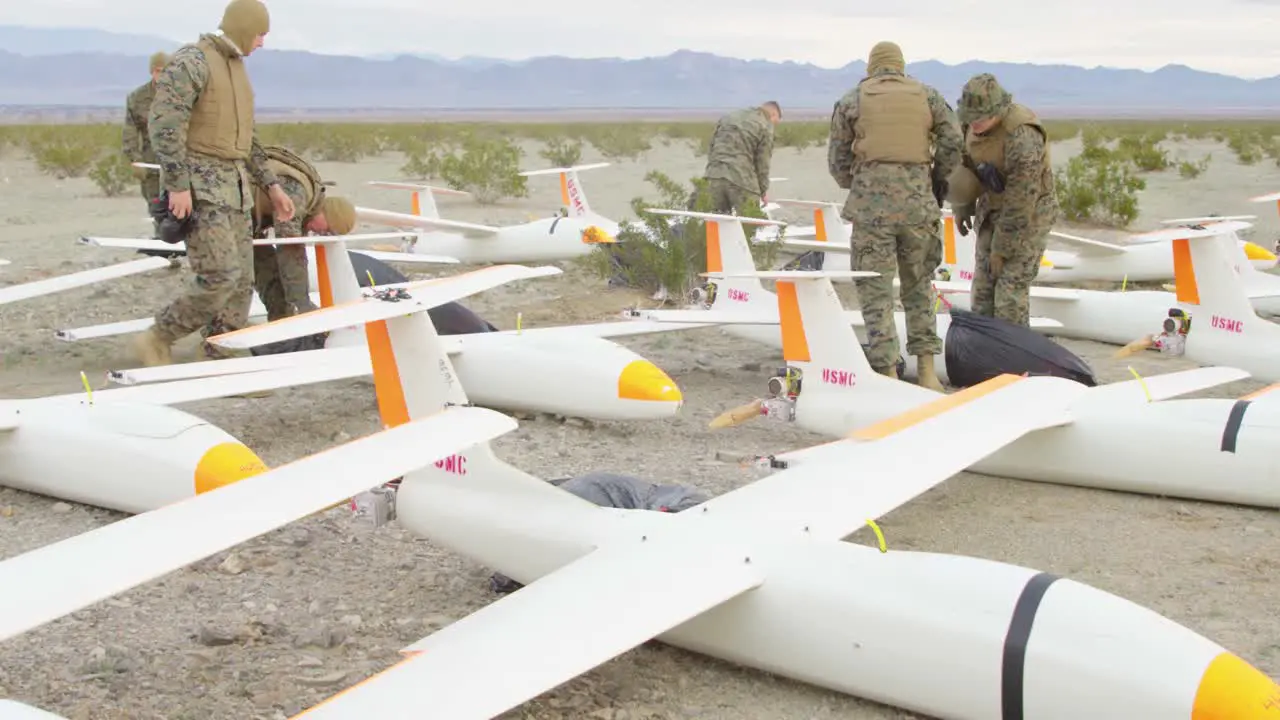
[0,129,1278,719]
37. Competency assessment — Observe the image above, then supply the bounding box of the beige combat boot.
[915,355,944,392]
[132,328,172,367]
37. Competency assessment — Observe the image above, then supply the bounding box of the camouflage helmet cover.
[957,73,1012,126]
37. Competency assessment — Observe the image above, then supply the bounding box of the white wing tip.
[701,270,879,279]
[642,208,786,227]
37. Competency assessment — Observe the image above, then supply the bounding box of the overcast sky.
[5,0,1280,78]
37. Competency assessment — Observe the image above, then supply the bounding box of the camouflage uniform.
[827,41,962,389]
[694,106,777,214]
[250,146,333,320]
[134,0,280,365]
[951,73,1060,327]
[122,52,169,237]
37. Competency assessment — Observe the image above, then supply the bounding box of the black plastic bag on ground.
[488,472,709,594]
[250,251,498,356]
[942,308,1096,388]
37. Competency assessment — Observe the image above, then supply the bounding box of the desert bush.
[437,134,528,204]
[1043,121,1082,143]
[28,137,101,178]
[773,123,828,153]
[1055,152,1145,227]
[1178,155,1211,179]
[581,170,779,301]
[539,137,583,168]
[89,152,136,196]
[584,125,652,162]
[1224,130,1265,165]
[688,134,713,158]
[1116,133,1171,172]
[400,148,443,179]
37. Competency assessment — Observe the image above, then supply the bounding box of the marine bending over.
[250,145,357,321]
[947,72,1060,328]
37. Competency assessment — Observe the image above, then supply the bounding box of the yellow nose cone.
[1243,241,1277,263]
[1192,651,1280,719]
[1040,256,1054,268]
[617,360,682,403]
[582,225,617,244]
[194,442,269,494]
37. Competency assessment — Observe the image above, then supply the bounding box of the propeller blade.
[1113,336,1155,358]
[708,399,764,429]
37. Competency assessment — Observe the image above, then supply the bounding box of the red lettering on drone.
[728,288,750,302]
[567,178,585,214]
[435,454,468,475]
[959,270,974,280]
[822,368,856,386]
[1211,315,1243,333]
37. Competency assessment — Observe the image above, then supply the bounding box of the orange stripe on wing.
[813,209,827,242]
[850,373,1024,440]
[776,280,811,363]
[365,319,410,429]
[315,244,334,308]
[943,215,957,265]
[1240,382,1280,401]
[288,651,424,717]
[559,173,571,207]
[1172,238,1201,304]
[706,221,723,273]
[410,191,421,216]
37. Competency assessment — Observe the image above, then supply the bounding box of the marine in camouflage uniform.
[827,41,962,391]
[251,145,357,320]
[122,51,170,237]
[132,0,293,366]
[948,73,1060,327]
[691,102,781,215]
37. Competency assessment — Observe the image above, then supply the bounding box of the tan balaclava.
[319,196,356,236]
[866,41,905,76]
[149,51,171,73]
[219,0,271,53]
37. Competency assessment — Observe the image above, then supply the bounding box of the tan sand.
[0,136,1277,719]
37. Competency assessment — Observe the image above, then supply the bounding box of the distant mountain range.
[2,25,1279,114]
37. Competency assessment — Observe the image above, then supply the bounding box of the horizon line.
[0,26,1276,81]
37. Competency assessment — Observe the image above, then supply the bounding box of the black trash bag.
[488,472,710,595]
[782,250,825,271]
[942,308,1096,388]
[250,251,498,356]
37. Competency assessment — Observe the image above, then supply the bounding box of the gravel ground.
[0,138,1277,719]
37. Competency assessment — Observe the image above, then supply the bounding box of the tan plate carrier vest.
[852,74,932,164]
[963,104,1054,214]
[252,145,326,228]
[185,35,254,161]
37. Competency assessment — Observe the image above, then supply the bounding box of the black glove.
[150,190,198,244]
[930,171,947,208]
[974,162,1006,193]
[957,215,973,236]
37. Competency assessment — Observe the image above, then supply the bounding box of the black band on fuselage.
[1221,399,1251,453]
[1001,572,1061,720]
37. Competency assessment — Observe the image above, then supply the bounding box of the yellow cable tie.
[1127,366,1152,402]
[865,519,887,552]
[79,371,93,405]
